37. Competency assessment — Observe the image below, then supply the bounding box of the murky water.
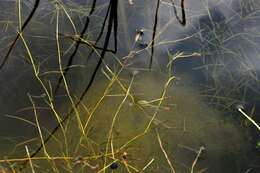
[75,71,252,172]
[0,0,259,172]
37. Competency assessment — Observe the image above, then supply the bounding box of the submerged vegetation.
[0,0,259,172]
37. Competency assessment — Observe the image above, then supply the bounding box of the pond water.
[0,0,259,172]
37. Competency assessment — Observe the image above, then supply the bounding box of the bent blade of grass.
[25,145,36,173]
[19,31,69,168]
[28,94,50,159]
[145,76,175,132]
[191,146,205,173]
[0,0,40,69]
[238,107,260,131]
[4,114,38,127]
[101,54,172,130]
[55,4,85,135]
[17,0,21,31]
[141,158,155,172]
[157,131,176,173]
[118,76,175,151]
[19,32,65,130]
[0,156,73,164]
[10,138,38,157]
[82,69,122,132]
[103,72,135,173]
[82,59,126,133]
[57,0,77,35]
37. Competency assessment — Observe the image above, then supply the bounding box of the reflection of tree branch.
[85,2,114,64]
[149,0,186,69]
[149,0,160,69]
[58,33,116,53]
[20,1,118,170]
[0,0,40,70]
[171,0,186,26]
[79,0,118,101]
[53,0,97,95]
[113,0,118,53]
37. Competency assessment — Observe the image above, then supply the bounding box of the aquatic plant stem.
[0,0,40,69]
[118,76,176,151]
[191,146,205,173]
[18,32,68,170]
[78,0,118,102]
[53,0,97,95]
[28,94,50,159]
[103,74,134,173]
[55,4,85,135]
[21,1,119,165]
[141,158,155,172]
[157,131,176,173]
[25,146,36,173]
[238,108,260,131]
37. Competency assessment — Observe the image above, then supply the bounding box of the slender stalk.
[103,74,134,173]
[53,0,97,95]
[28,94,50,159]
[238,107,260,130]
[55,4,85,135]
[191,146,205,173]
[25,146,36,173]
[157,131,176,173]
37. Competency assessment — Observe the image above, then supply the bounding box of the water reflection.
[0,0,259,172]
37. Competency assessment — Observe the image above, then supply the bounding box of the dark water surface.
[0,0,259,172]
